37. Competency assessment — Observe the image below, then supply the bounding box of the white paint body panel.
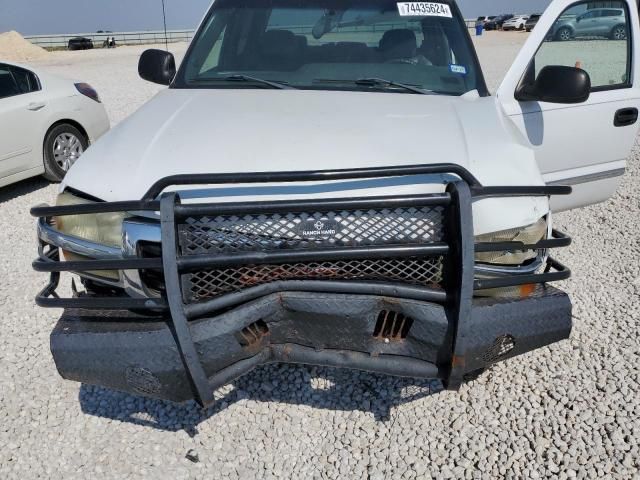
[497,0,640,211]
[0,61,110,188]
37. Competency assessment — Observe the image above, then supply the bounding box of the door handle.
[614,108,638,127]
[27,102,46,111]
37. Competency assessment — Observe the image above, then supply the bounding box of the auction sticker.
[397,2,452,17]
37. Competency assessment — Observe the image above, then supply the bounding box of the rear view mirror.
[138,49,176,85]
[516,65,591,104]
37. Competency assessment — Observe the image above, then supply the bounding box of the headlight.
[475,218,547,266]
[53,192,126,248]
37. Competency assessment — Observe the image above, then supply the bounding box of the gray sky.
[1,0,552,36]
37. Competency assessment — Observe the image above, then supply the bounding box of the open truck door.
[497,0,640,211]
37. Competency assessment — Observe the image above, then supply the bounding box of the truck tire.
[43,123,88,183]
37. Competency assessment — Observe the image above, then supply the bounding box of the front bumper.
[52,288,571,404]
[32,163,573,407]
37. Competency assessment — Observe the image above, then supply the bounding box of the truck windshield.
[176,0,483,95]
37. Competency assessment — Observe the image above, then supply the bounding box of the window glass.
[534,1,630,89]
[0,65,20,99]
[10,66,40,94]
[178,0,482,96]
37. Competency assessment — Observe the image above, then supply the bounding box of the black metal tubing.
[161,193,215,406]
[207,344,441,393]
[31,200,159,218]
[174,193,451,218]
[475,229,571,253]
[473,258,571,290]
[443,181,476,390]
[33,257,163,273]
[33,247,168,311]
[177,243,449,271]
[30,163,573,313]
[184,280,448,320]
[143,163,483,200]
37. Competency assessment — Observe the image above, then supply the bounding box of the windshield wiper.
[193,74,295,90]
[314,78,432,95]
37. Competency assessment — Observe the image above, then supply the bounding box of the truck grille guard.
[31,164,572,407]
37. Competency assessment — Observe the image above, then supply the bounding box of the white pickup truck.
[32,0,640,407]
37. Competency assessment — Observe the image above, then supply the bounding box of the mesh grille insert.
[183,257,444,303]
[178,206,445,255]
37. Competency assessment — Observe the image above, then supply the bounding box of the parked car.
[502,15,530,31]
[525,14,542,31]
[67,37,94,51]
[31,0,640,407]
[0,62,109,186]
[551,7,627,41]
[476,16,496,24]
[484,14,514,30]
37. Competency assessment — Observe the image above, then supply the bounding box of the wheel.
[518,23,524,31]
[555,27,572,41]
[43,124,88,182]
[611,25,627,41]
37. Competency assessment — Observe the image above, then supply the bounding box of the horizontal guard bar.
[206,344,440,397]
[36,295,168,311]
[33,257,163,273]
[174,193,451,218]
[473,257,570,290]
[31,200,160,218]
[475,229,571,253]
[144,163,483,200]
[185,280,447,319]
[35,275,167,310]
[177,243,449,271]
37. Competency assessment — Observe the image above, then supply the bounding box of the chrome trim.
[547,168,626,187]
[122,218,162,299]
[37,217,121,258]
[37,217,124,287]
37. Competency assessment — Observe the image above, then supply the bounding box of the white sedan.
[0,61,109,187]
[502,15,530,31]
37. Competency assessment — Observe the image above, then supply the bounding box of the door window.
[531,1,630,90]
[0,65,20,99]
[10,66,40,94]
[0,64,40,99]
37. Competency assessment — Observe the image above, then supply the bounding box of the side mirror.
[516,65,591,104]
[138,49,176,85]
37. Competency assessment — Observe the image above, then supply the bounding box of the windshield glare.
[178,0,481,95]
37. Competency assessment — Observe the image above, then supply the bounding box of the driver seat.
[379,29,418,62]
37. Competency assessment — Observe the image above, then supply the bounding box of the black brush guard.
[31,164,572,407]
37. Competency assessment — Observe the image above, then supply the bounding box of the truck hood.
[64,89,548,234]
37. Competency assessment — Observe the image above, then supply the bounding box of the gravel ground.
[1,32,639,479]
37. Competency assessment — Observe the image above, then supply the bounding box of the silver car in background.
[551,7,628,41]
